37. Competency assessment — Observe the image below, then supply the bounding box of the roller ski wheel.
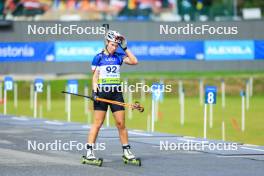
[81,156,103,167]
[122,155,141,166]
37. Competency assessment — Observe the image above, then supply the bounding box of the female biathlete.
[82,30,140,166]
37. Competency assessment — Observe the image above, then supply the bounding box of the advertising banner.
[0,42,54,62]
[55,41,104,62]
[128,41,204,60]
[204,40,254,60]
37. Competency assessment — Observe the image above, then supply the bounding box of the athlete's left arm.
[123,49,138,65]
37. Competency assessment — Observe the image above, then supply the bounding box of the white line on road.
[183,136,196,139]
[11,116,29,121]
[217,155,250,158]
[0,148,79,166]
[82,125,91,129]
[0,140,13,144]
[243,144,258,147]
[177,138,209,143]
[128,131,153,136]
[240,147,264,152]
[44,121,64,125]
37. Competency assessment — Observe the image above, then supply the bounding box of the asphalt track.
[0,115,263,176]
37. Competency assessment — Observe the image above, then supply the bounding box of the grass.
[121,71,264,79]
[1,94,263,146]
[1,71,263,145]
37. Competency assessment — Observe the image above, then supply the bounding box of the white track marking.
[82,125,90,129]
[0,140,13,144]
[44,121,64,125]
[0,148,79,166]
[177,138,209,143]
[11,116,29,121]
[217,155,251,158]
[240,147,264,152]
[128,131,153,136]
[184,136,196,139]
[243,144,258,147]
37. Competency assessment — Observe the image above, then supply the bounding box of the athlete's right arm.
[92,69,99,92]
[91,54,100,92]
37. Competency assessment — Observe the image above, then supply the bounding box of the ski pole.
[61,91,144,112]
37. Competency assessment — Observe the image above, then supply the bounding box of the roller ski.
[122,145,141,166]
[81,144,103,167]
[81,156,103,167]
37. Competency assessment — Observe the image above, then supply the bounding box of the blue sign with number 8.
[205,86,217,104]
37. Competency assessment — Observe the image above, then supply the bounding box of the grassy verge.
[1,95,263,145]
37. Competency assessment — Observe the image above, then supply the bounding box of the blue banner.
[205,40,254,60]
[1,40,263,62]
[55,41,104,62]
[0,42,54,62]
[255,40,264,60]
[128,41,204,60]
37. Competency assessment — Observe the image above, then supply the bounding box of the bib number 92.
[106,66,117,73]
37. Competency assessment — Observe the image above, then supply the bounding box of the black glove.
[118,35,127,51]
[92,90,98,102]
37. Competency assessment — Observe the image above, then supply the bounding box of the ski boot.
[81,144,103,167]
[122,145,141,166]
